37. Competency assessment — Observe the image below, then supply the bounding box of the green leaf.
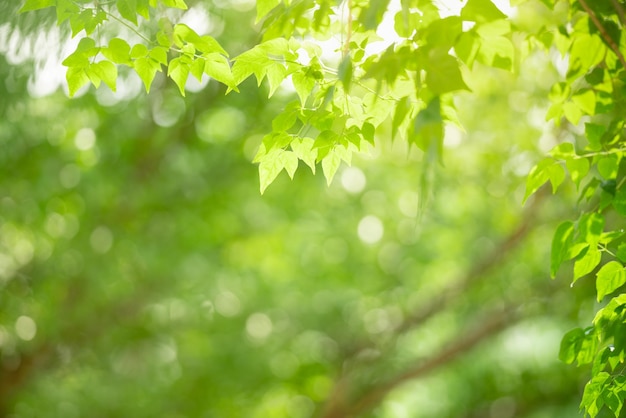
[559,327,584,364]
[117,0,137,24]
[258,149,286,194]
[412,97,443,155]
[173,23,200,48]
[292,70,315,105]
[256,0,280,23]
[425,49,469,94]
[133,57,160,92]
[568,34,605,81]
[573,246,601,283]
[265,63,287,97]
[524,158,560,202]
[321,150,341,186]
[461,0,507,23]
[616,243,626,263]
[66,66,90,97]
[551,221,574,278]
[102,38,131,65]
[338,55,353,92]
[391,96,411,141]
[424,16,462,48]
[314,130,338,161]
[455,31,480,67]
[597,261,626,302]
[56,0,80,25]
[280,151,298,179]
[597,155,620,180]
[62,37,97,68]
[131,44,149,59]
[232,38,290,87]
[190,58,205,81]
[135,0,150,19]
[149,46,168,66]
[272,102,300,132]
[572,90,596,116]
[19,0,55,12]
[585,123,605,151]
[546,162,565,193]
[578,212,604,246]
[359,0,391,30]
[168,57,189,96]
[581,372,610,418]
[161,0,187,9]
[90,61,117,91]
[290,137,317,173]
[565,157,589,187]
[203,53,236,89]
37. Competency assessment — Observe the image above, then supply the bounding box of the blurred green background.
[0,1,606,417]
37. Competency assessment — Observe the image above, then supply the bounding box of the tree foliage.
[6,0,626,417]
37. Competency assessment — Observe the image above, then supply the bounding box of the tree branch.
[579,0,626,69]
[318,190,552,418]
[321,307,520,418]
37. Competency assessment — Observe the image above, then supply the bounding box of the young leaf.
[19,0,55,12]
[133,57,160,92]
[581,372,610,418]
[425,49,469,94]
[597,155,620,180]
[102,38,132,65]
[551,221,574,278]
[559,327,584,364]
[279,151,298,179]
[258,149,286,194]
[131,44,149,59]
[256,0,280,23]
[573,246,601,283]
[292,70,315,105]
[161,0,187,9]
[321,150,341,185]
[290,137,317,173]
[117,0,138,25]
[596,261,626,302]
[168,57,190,96]
[66,66,90,97]
[190,58,205,81]
[461,0,507,23]
[565,157,589,187]
[90,61,117,91]
[391,96,411,141]
[203,53,236,89]
[149,47,169,66]
[523,158,553,202]
[338,55,353,92]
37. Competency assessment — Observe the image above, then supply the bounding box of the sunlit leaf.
[597,261,626,302]
[551,221,574,278]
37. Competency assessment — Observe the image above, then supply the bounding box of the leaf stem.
[100,8,153,44]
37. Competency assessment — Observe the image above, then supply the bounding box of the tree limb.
[320,307,520,418]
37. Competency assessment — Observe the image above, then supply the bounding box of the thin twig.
[101,9,153,44]
[579,0,626,69]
